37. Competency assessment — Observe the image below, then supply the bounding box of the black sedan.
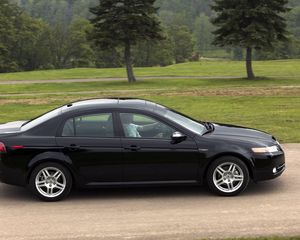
[0,99,285,201]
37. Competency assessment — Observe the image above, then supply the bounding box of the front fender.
[198,142,255,183]
[207,144,254,167]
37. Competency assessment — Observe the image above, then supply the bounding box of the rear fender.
[26,151,80,186]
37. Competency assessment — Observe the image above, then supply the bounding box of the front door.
[119,112,200,182]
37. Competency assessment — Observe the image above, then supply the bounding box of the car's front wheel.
[206,156,250,196]
[29,162,72,201]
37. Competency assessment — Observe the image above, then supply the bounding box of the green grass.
[0,77,299,95]
[1,59,300,81]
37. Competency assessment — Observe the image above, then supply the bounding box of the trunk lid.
[0,121,27,134]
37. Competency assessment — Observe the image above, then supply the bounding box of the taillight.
[0,142,6,153]
[12,145,24,150]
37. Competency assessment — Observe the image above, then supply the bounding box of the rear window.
[62,113,114,138]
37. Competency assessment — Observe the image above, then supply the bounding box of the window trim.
[57,110,118,139]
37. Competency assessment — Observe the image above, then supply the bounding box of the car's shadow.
[0,179,285,202]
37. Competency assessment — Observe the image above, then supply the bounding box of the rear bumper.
[252,151,285,182]
[0,157,26,187]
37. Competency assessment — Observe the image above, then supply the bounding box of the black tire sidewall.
[206,156,250,196]
[28,162,72,201]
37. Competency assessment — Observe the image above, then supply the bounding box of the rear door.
[56,111,123,184]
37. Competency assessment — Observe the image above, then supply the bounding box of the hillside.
[14,0,300,59]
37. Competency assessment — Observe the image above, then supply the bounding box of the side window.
[120,113,175,139]
[62,113,114,138]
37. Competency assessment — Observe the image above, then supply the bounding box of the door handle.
[124,145,141,151]
[67,144,81,151]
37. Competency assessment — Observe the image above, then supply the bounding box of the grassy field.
[0,60,299,143]
[0,59,300,81]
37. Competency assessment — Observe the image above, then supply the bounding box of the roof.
[61,98,167,113]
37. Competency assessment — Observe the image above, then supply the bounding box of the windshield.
[21,107,62,131]
[163,110,206,135]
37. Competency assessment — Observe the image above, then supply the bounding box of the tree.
[12,16,53,71]
[94,47,123,68]
[168,25,194,63]
[0,0,52,72]
[255,36,300,60]
[193,13,214,56]
[50,18,94,68]
[90,0,163,83]
[211,0,290,79]
[287,6,300,38]
[133,37,174,67]
[0,0,21,72]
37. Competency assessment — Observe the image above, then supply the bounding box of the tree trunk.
[124,41,136,83]
[145,42,151,66]
[246,47,255,79]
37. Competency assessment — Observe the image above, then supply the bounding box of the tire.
[206,156,250,196]
[28,162,72,201]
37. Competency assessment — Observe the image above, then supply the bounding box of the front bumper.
[252,150,285,182]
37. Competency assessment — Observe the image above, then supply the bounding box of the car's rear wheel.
[206,156,249,196]
[29,162,72,201]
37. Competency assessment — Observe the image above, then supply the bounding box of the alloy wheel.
[213,162,244,193]
[35,167,67,198]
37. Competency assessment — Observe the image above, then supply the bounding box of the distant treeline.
[0,0,299,73]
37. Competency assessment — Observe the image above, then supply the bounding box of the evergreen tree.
[211,0,289,79]
[90,0,163,83]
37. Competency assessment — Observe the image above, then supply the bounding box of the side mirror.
[171,131,187,144]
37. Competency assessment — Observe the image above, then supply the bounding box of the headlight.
[252,146,279,153]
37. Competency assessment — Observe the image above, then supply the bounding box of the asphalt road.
[0,144,299,240]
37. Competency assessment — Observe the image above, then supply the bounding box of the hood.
[209,123,275,143]
[0,121,27,134]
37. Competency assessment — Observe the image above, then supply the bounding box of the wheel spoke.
[233,175,243,182]
[227,182,234,190]
[56,182,65,189]
[53,171,62,180]
[216,166,226,175]
[42,169,50,178]
[228,164,234,172]
[216,178,224,186]
[55,184,64,190]
[37,180,46,187]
